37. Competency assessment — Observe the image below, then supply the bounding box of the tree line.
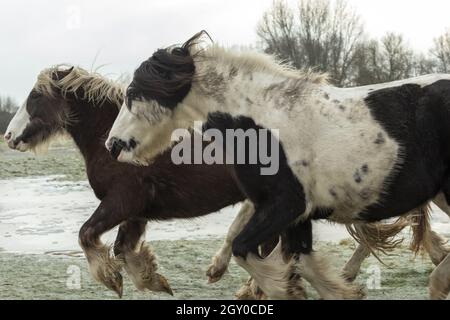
[257,0,450,87]
[0,96,18,134]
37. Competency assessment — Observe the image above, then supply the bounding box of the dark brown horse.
[3,66,246,297]
[4,66,447,299]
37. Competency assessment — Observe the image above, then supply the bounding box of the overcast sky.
[1,0,450,102]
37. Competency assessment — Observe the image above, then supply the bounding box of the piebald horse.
[106,32,450,299]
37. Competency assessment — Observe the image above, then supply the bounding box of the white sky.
[1,0,449,101]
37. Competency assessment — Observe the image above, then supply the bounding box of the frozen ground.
[0,176,357,254]
[1,175,449,255]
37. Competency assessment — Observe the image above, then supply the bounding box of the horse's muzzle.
[4,131,24,150]
[108,137,126,160]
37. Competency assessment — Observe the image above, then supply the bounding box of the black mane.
[129,30,210,109]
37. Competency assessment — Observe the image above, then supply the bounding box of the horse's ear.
[53,66,74,80]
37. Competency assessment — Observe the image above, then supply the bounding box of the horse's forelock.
[129,31,213,108]
[132,47,195,104]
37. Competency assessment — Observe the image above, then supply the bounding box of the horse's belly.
[289,128,401,222]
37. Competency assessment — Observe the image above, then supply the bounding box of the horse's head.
[106,31,208,164]
[4,68,73,152]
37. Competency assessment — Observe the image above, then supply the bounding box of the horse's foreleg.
[231,193,308,300]
[79,197,128,297]
[341,244,371,282]
[231,195,302,260]
[236,218,364,300]
[114,219,172,295]
[207,201,254,283]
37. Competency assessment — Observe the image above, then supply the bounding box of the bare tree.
[351,33,416,85]
[381,33,414,81]
[257,0,302,68]
[0,95,18,113]
[327,0,364,86]
[257,0,364,86]
[352,39,386,85]
[413,54,437,76]
[431,31,450,73]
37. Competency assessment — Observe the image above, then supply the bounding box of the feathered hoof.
[206,254,229,284]
[123,242,173,296]
[235,278,267,300]
[341,269,358,283]
[234,242,307,300]
[429,269,450,300]
[90,248,125,298]
[340,283,366,300]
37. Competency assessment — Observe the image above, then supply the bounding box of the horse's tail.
[409,203,435,255]
[347,204,432,263]
[346,217,409,263]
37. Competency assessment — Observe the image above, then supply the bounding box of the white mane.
[35,65,124,108]
[197,44,327,84]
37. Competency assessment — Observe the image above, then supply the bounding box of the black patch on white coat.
[203,112,310,258]
[360,81,450,221]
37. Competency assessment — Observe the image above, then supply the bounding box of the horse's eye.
[29,91,42,100]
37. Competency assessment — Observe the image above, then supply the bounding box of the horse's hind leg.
[79,197,129,297]
[430,252,450,300]
[427,193,450,299]
[114,219,172,295]
[410,199,449,266]
[207,200,254,283]
[341,244,371,282]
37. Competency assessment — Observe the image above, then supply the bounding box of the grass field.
[0,240,435,300]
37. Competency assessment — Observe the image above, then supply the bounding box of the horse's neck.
[190,60,302,119]
[66,100,118,161]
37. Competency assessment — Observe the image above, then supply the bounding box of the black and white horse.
[106,32,450,299]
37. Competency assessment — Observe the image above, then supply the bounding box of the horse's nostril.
[110,138,125,160]
[4,132,12,141]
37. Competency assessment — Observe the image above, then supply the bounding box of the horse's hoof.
[153,273,174,296]
[122,242,173,296]
[429,269,450,300]
[91,253,124,298]
[104,271,123,298]
[135,272,174,296]
[235,279,267,300]
[206,257,229,283]
[341,270,357,283]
